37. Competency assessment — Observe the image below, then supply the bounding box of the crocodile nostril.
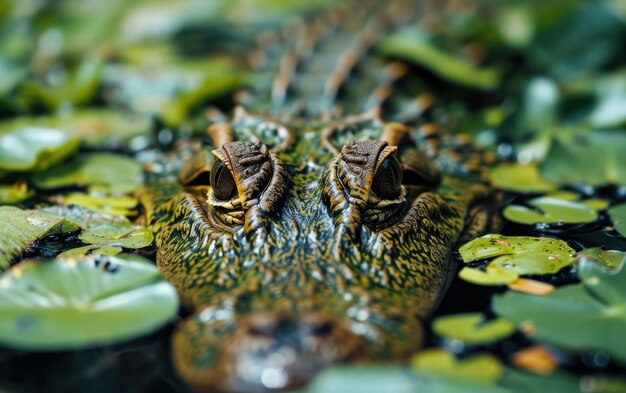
[247,324,277,338]
[246,315,289,338]
[309,320,334,337]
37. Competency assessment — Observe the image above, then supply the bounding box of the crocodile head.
[143,109,493,392]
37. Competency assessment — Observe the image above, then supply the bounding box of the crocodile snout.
[173,311,366,393]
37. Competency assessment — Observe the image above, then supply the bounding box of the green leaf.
[58,245,123,257]
[80,226,153,250]
[0,128,79,172]
[608,202,626,237]
[575,248,625,270]
[0,255,179,350]
[0,110,152,150]
[530,3,623,79]
[303,366,508,393]
[460,234,575,263]
[432,314,515,345]
[0,206,79,271]
[42,205,153,252]
[0,182,34,204]
[411,349,504,384]
[33,153,143,193]
[460,234,575,276]
[458,266,519,286]
[499,369,584,393]
[63,192,138,216]
[489,164,557,194]
[540,130,626,186]
[588,69,626,128]
[544,191,580,201]
[503,197,598,225]
[377,27,501,90]
[493,255,626,365]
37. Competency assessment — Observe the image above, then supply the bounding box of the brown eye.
[372,155,402,199]
[210,161,237,200]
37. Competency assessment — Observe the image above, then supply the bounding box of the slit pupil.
[211,161,237,200]
[372,156,402,199]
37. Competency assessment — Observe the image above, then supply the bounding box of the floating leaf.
[459,266,519,286]
[63,192,138,216]
[377,27,501,90]
[0,182,34,204]
[80,226,153,250]
[545,191,580,201]
[540,130,626,186]
[489,164,557,194]
[303,366,508,393]
[412,349,504,383]
[432,313,515,345]
[575,248,625,270]
[493,255,626,365]
[0,206,79,271]
[59,245,122,257]
[582,198,609,211]
[461,235,574,264]
[0,255,179,350]
[0,110,152,150]
[530,2,623,79]
[43,205,153,256]
[0,128,79,172]
[499,369,583,393]
[460,235,574,276]
[504,197,598,225]
[33,153,143,193]
[608,203,626,237]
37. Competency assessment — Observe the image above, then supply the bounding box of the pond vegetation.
[0,0,626,392]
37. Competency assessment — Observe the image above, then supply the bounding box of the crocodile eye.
[372,155,402,199]
[210,160,237,200]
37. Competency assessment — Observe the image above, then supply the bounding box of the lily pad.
[43,205,153,256]
[62,192,138,216]
[582,198,609,211]
[59,245,122,257]
[544,191,580,201]
[80,226,153,251]
[0,206,79,270]
[503,197,598,225]
[377,27,501,90]
[33,153,143,193]
[0,127,79,172]
[489,164,557,194]
[432,313,515,345]
[0,254,179,350]
[459,235,575,262]
[411,349,504,384]
[0,182,34,204]
[493,254,626,365]
[540,130,626,186]
[608,202,626,237]
[0,110,153,150]
[304,366,508,393]
[460,235,575,274]
[575,248,625,270]
[458,266,519,286]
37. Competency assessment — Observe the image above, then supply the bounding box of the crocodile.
[140,2,499,392]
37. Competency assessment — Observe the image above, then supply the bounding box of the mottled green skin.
[141,112,493,391]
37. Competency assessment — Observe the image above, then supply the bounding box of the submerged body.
[141,2,497,391]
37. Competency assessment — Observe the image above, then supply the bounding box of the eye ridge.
[371,155,402,199]
[210,160,237,201]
